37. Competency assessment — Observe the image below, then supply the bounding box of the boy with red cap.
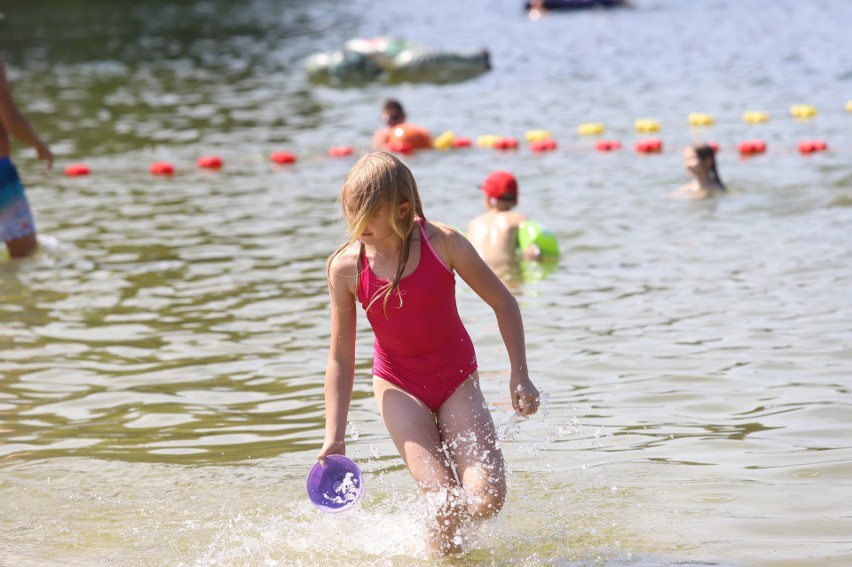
[466,170,539,268]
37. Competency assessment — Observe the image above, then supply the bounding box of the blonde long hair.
[328,151,425,313]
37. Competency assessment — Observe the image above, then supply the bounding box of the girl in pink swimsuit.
[320,151,540,556]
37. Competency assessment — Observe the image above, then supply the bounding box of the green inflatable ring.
[517,220,559,260]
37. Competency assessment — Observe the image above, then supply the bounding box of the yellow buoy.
[688,112,715,126]
[525,129,552,142]
[476,135,500,148]
[743,111,770,124]
[845,100,852,112]
[577,122,605,136]
[433,130,455,150]
[790,104,817,119]
[634,118,661,133]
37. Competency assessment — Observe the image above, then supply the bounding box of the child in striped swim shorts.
[0,54,53,258]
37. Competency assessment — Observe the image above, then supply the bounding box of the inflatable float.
[384,123,433,152]
[525,0,628,10]
[518,220,559,261]
[305,37,491,85]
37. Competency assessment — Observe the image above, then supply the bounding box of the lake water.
[2,0,851,565]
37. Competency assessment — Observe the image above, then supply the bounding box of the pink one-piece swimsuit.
[357,218,478,411]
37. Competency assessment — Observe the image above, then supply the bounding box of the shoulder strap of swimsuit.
[417,218,452,274]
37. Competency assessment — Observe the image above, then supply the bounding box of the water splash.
[321,471,360,505]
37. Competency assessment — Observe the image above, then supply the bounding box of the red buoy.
[738,140,767,155]
[798,140,828,154]
[493,137,519,150]
[328,146,354,157]
[197,155,223,169]
[65,163,91,176]
[452,138,472,148]
[635,138,663,153]
[531,139,558,152]
[595,139,622,152]
[270,151,296,164]
[149,161,175,175]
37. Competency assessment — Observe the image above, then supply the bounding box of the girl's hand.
[35,141,53,170]
[316,439,346,465]
[510,374,540,417]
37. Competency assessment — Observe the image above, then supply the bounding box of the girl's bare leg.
[373,376,465,555]
[437,372,507,521]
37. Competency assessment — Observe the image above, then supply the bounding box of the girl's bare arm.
[318,249,359,462]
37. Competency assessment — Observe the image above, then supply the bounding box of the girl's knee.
[466,478,506,519]
[461,458,506,517]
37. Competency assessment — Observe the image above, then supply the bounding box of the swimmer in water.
[467,170,539,267]
[672,143,726,200]
[371,99,432,150]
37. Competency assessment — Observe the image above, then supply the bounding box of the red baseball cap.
[481,170,518,201]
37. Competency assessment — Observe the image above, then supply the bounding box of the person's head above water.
[481,170,519,208]
[380,99,406,127]
[683,143,725,190]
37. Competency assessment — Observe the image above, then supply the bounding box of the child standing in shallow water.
[319,151,540,555]
[0,54,54,258]
[467,170,540,267]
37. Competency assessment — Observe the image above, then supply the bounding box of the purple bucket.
[306,455,363,512]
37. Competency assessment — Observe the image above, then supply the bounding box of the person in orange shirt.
[371,99,432,150]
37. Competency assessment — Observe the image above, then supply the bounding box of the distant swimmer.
[672,143,726,200]
[0,54,54,259]
[371,99,432,151]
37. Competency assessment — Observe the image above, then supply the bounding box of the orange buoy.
[271,151,296,164]
[328,146,354,157]
[738,140,767,155]
[798,140,827,154]
[388,123,433,150]
[595,139,622,152]
[197,155,223,169]
[149,161,175,175]
[635,138,663,153]
[64,163,91,176]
